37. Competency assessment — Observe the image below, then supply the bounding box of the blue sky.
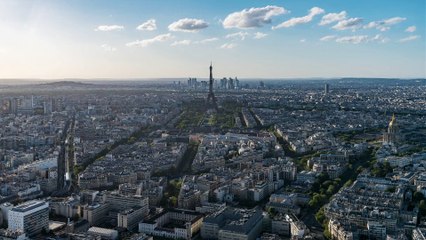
[0,0,424,79]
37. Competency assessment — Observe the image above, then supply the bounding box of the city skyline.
[0,0,425,79]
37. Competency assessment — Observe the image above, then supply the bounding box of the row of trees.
[159,179,182,208]
[371,161,393,177]
[312,148,376,238]
[73,125,152,176]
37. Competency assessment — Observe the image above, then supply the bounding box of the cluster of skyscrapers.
[1,97,53,115]
[187,77,240,90]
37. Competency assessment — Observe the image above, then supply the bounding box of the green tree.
[324,228,332,239]
[371,162,393,177]
[315,207,326,224]
[128,136,136,143]
[169,196,178,207]
[343,180,353,188]
[322,180,333,189]
[318,173,330,183]
[267,207,278,217]
[309,193,327,208]
[419,200,426,216]
[414,191,425,202]
[326,184,336,196]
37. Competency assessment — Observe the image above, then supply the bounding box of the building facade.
[139,209,203,240]
[8,200,49,237]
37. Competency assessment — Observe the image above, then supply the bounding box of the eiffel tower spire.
[206,62,218,110]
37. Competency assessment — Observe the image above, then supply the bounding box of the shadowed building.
[201,207,263,240]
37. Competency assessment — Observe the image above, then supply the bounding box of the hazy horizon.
[1,77,425,88]
[0,76,425,82]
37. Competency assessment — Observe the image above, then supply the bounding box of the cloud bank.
[405,26,416,33]
[126,33,173,47]
[364,17,406,31]
[95,25,124,31]
[223,6,287,29]
[319,11,347,26]
[137,19,157,31]
[168,18,208,32]
[273,7,324,29]
[332,18,363,31]
[398,35,420,42]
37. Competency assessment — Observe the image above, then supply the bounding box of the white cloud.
[334,34,389,44]
[226,31,249,40]
[332,18,363,31]
[95,25,124,32]
[254,32,268,39]
[126,33,174,47]
[100,44,117,52]
[364,17,406,31]
[335,35,369,44]
[300,39,306,43]
[220,43,237,49]
[168,18,208,32]
[398,35,420,43]
[223,5,287,29]
[405,26,416,33]
[170,40,191,46]
[137,19,157,31]
[385,17,406,24]
[197,38,219,44]
[320,35,336,41]
[273,7,325,29]
[319,11,347,26]
[371,34,390,43]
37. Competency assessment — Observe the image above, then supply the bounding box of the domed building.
[383,114,401,145]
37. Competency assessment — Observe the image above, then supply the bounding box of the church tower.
[383,114,400,145]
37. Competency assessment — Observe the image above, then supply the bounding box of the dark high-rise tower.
[324,83,330,95]
[206,63,218,110]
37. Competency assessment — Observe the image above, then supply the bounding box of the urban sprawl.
[0,72,425,240]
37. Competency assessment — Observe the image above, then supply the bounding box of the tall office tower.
[18,98,33,114]
[324,83,330,95]
[188,78,198,89]
[228,78,235,90]
[206,63,218,110]
[10,98,18,114]
[43,99,53,114]
[235,77,240,89]
[220,78,227,89]
[8,200,49,237]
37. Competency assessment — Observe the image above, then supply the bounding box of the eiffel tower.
[206,63,218,110]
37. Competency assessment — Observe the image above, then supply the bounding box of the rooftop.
[11,200,47,213]
[88,226,118,235]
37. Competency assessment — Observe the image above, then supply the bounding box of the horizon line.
[0,77,425,82]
